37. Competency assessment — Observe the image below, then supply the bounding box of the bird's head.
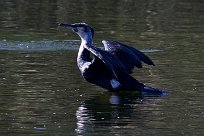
[59,23,94,44]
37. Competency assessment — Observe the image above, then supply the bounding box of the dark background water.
[0,0,204,135]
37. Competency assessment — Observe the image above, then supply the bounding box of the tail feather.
[142,86,168,96]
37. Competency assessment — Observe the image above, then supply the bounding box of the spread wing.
[84,45,129,79]
[102,40,155,73]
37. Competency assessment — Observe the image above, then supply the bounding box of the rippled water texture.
[0,0,204,136]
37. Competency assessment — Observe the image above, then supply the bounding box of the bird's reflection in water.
[75,92,146,134]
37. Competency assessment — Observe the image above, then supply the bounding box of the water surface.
[0,0,204,136]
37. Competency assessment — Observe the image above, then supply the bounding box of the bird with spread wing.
[60,23,166,95]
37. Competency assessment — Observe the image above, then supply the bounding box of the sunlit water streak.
[0,40,161,53]
[0,40,80,51]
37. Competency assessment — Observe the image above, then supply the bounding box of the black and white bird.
[60,23,165,95]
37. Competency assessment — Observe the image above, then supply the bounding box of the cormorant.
[60,23,166,95]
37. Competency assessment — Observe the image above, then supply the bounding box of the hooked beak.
[59,23,78,32]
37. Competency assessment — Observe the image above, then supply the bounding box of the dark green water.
[0,0,204,135]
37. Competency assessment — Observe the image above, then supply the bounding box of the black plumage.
[60,23,166,95]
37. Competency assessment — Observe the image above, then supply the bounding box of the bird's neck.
[80,34,93,46]
[77,35,93,67]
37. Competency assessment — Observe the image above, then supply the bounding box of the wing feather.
[102,40,155,73]
[84,45,128,79]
